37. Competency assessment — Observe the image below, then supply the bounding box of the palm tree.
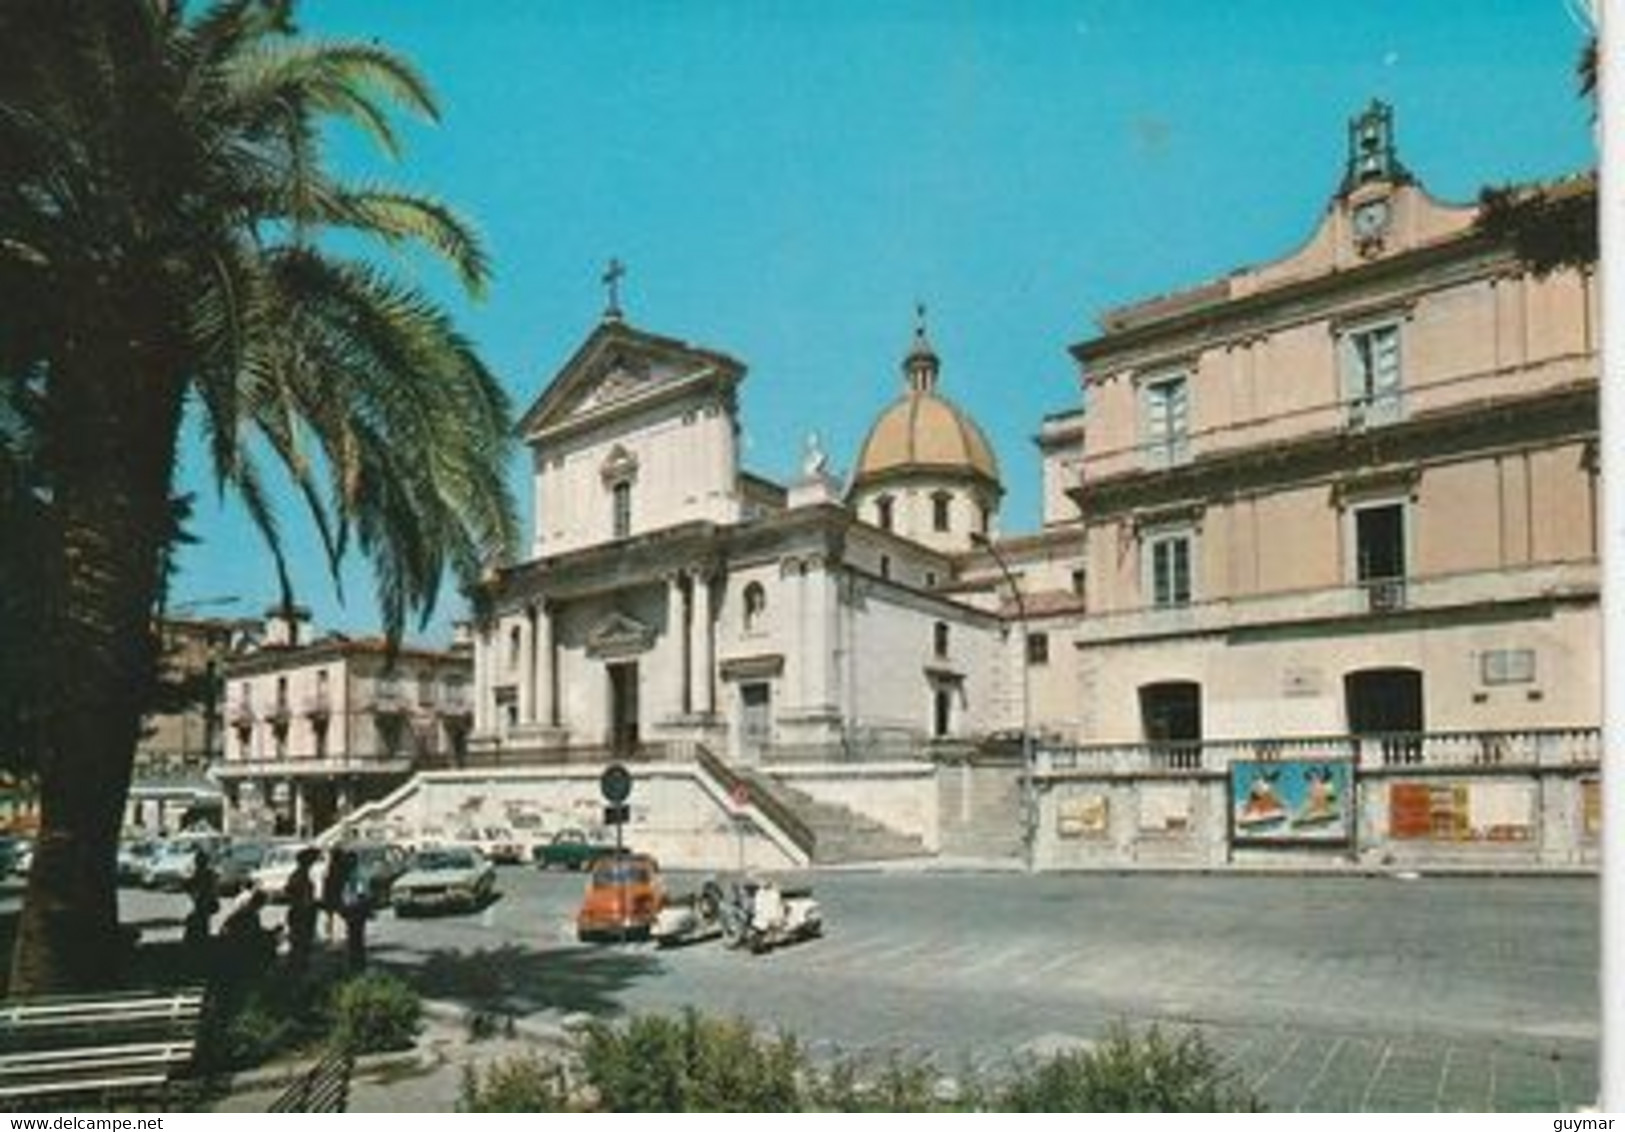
[0,0,517,993]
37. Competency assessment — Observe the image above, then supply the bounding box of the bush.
[500,1010,1259,1113]
[996,1024,1262,1113]
[459,1053,570,1112]
[329,972,422,1055]
[216,989,301,1070]
[580,1009,803,1112]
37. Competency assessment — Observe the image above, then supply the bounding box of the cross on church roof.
[601,257,626,322]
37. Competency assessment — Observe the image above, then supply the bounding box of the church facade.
[467,313,1021,769]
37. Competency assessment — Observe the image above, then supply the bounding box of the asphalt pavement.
[115,866,1599,1112]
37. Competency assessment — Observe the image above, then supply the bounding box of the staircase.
[740,771,930,864]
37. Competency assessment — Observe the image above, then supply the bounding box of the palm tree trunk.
[9,334,185,996]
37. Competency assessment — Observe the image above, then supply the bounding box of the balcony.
[227,701,255,727]
[1036,727,1600,776]
[1075,561,1598,647]
[302,692,332,720]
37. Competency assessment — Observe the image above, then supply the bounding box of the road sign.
[603,803,630,827]
[600,763,633,803]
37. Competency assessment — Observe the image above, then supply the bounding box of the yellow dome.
[851,390,1001,488]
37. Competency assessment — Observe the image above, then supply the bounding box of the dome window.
[876,494,895,532]
[932,491,952,533]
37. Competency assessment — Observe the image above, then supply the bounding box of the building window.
[1140,373,1190,467]
[932,492,952,533]
[611,480,632,539]
[1144,529,1193,609]
[1026,632,1050,666]
[1481,648,1536,686]
[743,582,767,632]
[1071,568,1087,597]
[507,625,522,672]
[925,571,937,588]
[876,495,894,532]
[880,555,891,580]
[979,504,991,535]
[1342,322,1403,428]
[1353,500,1407,611]
[933,687,952,739]
[933,621,950,659]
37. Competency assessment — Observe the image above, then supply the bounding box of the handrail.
[693,745,817,862]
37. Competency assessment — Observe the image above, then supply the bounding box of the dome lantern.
[904,302,940,394]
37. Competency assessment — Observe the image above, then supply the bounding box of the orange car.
[575,853,663,942]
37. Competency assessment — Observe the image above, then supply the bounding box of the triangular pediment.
[585,610,656,658]
[518,320,746,441]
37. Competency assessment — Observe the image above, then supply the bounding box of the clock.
[1352,198,1391,241]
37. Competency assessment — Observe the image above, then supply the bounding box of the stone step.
[740,771,929,864]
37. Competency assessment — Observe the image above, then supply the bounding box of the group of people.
[183,844,373,978]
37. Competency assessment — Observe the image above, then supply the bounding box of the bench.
[268,1047,354,1113]
[0,988,205,1108]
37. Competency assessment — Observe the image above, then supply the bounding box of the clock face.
[1353,199,1391,239]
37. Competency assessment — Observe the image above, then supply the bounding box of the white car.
[141,836,223,891]
[391,846,496,916]
[453,825,526,865]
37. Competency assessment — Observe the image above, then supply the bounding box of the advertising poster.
[1230,759,1352,846]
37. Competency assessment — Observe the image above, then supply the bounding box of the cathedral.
[466,301,1047,769]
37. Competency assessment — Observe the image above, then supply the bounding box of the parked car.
[142,840,212,891]
[534,828,618,871]
[116,838,162,886]
[346,841,410,906]
[0,836,30,879]
[454,825,526,865]
[576,853,664,943]
[391,846,496,916]
[214,840,273,896]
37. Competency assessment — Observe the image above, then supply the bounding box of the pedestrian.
[329,847,371,973]
[182,847,219,950]
[218,889,280,978]
[320,845,345,942]
[285,846,320,975]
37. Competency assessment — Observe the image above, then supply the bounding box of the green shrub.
[996,1024,1262,1113]
[580,1009,803,1112]
[329,972,423,1055]
[217,989,301,1070]
[459,1053,570,1112]
[807,1051,968,1112]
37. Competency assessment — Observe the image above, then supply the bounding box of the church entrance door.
[608,662,640,753]
[740,682,771,762]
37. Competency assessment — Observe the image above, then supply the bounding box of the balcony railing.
[1037,727,1600,775]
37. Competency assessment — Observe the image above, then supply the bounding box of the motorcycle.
[721,878,822,954]
[651,878,728,948]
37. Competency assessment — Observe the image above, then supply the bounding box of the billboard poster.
[1230,759,1353,846]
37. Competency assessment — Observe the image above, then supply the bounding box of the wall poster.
[1056,794,1109,839]
[1389,781,1535,842]
[1229,759,1352,845]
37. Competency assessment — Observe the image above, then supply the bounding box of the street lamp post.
[972,534,1035,870]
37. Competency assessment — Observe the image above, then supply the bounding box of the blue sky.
[170,0,1598,639]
